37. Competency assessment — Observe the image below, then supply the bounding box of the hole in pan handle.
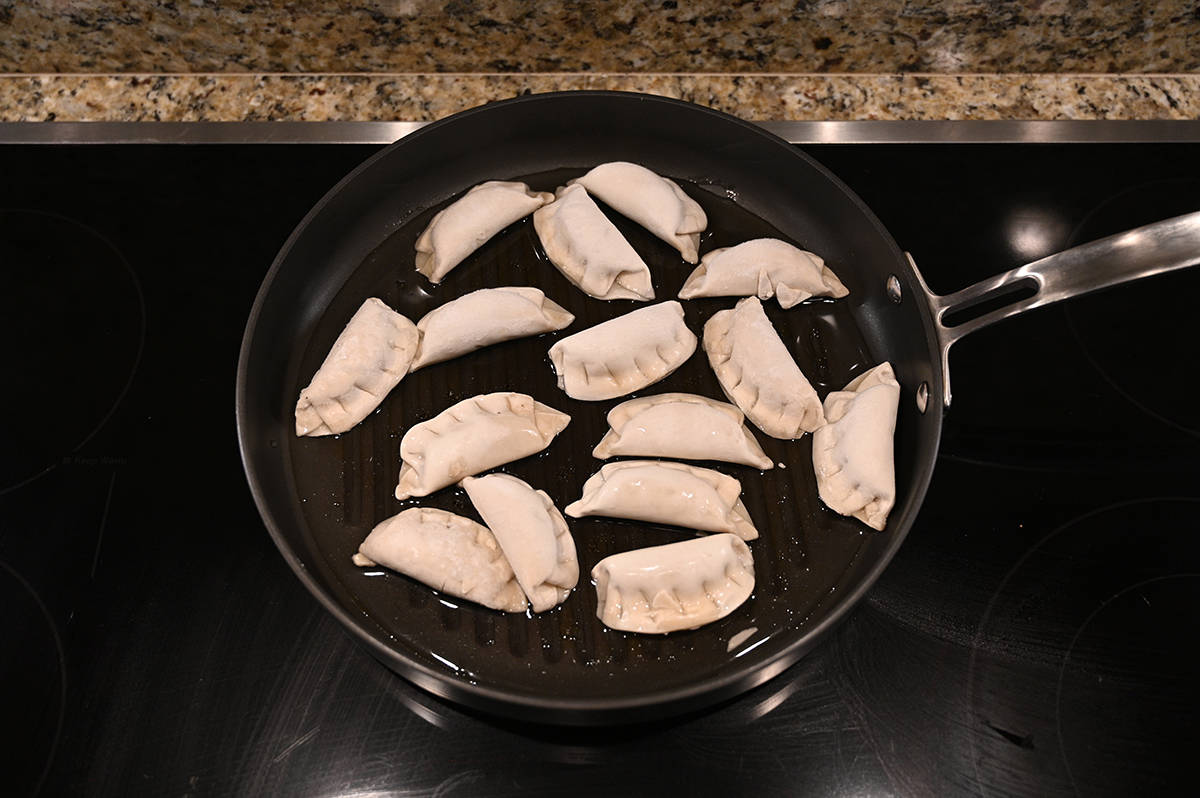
[904,209,1200,408]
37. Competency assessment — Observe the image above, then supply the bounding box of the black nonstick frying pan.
[236,92,1200,725]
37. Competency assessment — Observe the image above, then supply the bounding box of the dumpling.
[570,162,707,263]
[295,297,418,437]
[394,392,570,499]
[678,238,849,308]
[548,301,697,401]
[812,362,900,531]
[592,392,772,469]
[351,507,527,612]
[565,460,759,540]
[415,180,553,283]
[532,184,654,301]
[461,473,578,612]
[703,296,824,439]
[591,534,755,634]
[409,287,574,371]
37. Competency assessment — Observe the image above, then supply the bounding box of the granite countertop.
[2,1,1198,122]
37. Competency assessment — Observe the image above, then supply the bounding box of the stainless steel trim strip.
[759,120,1200,144]
[2,120,1200,145]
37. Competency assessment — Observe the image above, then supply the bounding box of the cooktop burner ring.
[1061,178,1200,439]
[965,496,1200,794]
[0,208,146,495]
[1054,572,1200,795]
[0,559,67,797]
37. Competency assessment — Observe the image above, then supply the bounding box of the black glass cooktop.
[1,138,1197,797]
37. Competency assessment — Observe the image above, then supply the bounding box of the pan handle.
[908,210,1200,408]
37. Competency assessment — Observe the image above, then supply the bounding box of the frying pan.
[236,92,1200,725]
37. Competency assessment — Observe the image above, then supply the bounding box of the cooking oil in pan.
[287,168,885,698]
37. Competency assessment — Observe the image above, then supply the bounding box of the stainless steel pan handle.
[907,210,1200,407]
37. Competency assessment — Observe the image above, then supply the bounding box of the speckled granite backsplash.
[2,0,1199,121]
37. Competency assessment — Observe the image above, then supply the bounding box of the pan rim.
[235,89,945,724]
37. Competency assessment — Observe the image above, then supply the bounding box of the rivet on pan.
[886,275,902,303]
[916,382,929,414]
